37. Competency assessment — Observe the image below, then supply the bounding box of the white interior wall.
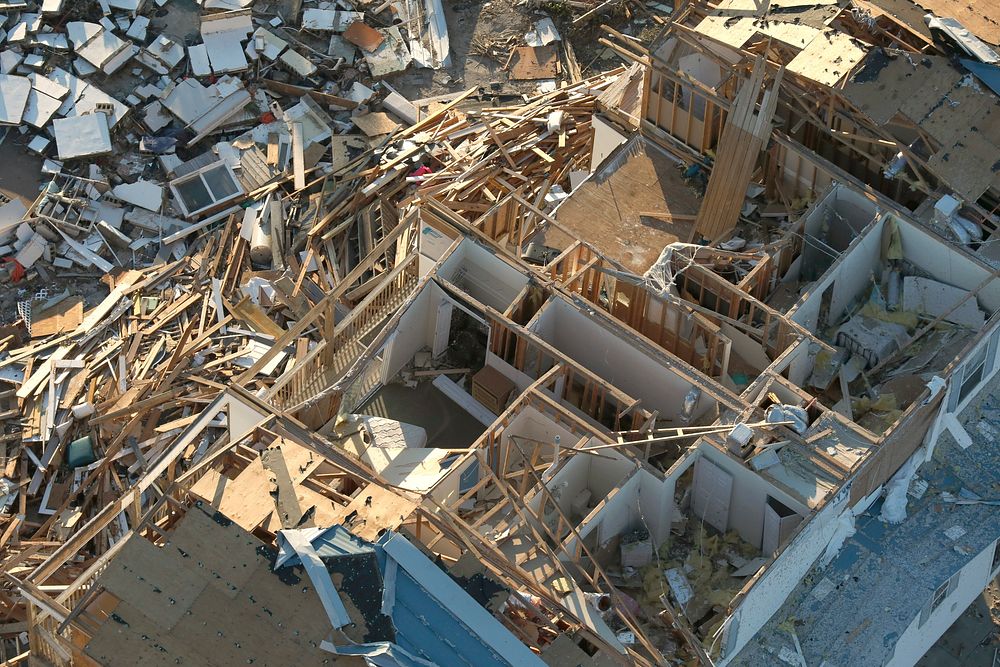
[385,283,434,378]
[571,472,640,547]
[439,240,529,311]
[557,446,704,560]
[590,114,629,173]
[720,323,770,372]
[500,406,577,476]
[528,446,635,518]
[429,455,475,507]
[829,217,884,321]
[694,443,810,548]
[763,339,813,388]
[791,216,885,331]
[897,221,1000,312]
[537,299,718,422]
[418,218,457,275]
[804,186,879,252]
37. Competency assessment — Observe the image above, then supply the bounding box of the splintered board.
[510,45,559,80]
[352,111,401,136]
[30,296,83,338]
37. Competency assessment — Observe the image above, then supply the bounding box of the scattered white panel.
[53,113,112,159]
[0,74,31,124]
[188,44,212,77]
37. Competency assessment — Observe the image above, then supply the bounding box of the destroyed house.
[3,0,1000,666]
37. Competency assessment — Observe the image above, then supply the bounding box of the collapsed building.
[0,0,999,665]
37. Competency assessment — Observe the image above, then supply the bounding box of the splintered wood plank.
[30,297,84,338]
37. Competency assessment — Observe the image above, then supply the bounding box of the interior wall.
[590,114,629,173]
[791,216,885,331]
[694,443,809,548]
[897,220,1000,311]
[720,322,770,373]
[537,299,718,422]
[439,240,529,311]
[500,406,577,475]
[385,283,434,377]
[529,448,635,518]
[418,216,458,275]
[562,449,699,559]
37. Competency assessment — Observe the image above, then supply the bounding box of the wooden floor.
[549,136,702,273]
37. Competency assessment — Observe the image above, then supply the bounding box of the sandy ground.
[917,577,1000,667]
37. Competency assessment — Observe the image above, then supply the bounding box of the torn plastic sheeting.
[820,510,856,568]
[879,447,923,524]
[276,528,351,629]
[524,18,560,47]
[404,0,451,69]
[679,386,701,424]
[765,404,808,435]
[320,639,436,667]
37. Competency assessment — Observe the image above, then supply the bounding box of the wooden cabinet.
[471,365,515,414]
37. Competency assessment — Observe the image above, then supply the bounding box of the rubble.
[1,0,999,666]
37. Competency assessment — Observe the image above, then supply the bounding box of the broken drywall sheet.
[188,44,212,77]
[251,28,289,61]
[0,74,31,125]
[53,114,112,160]
[49,67,130,128]
[902,276,986,328]
[161,77,252,145]
[66,21,135,74]
[113,180,164,211]
[302,9,363,32]
[366,28,411,77]
[201,10,253,74]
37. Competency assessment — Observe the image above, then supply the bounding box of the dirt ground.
[917,577,1000,667]
[387,0,661,100]
[0,139,44,207]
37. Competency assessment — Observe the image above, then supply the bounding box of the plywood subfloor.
[551,136,701,273]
